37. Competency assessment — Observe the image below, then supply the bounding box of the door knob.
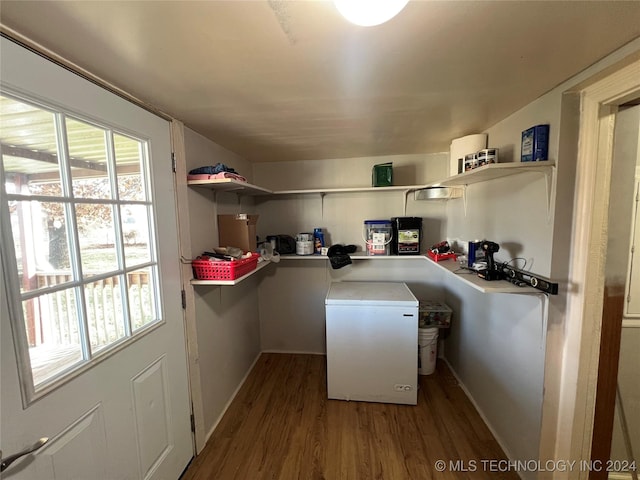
[0,437,49,472]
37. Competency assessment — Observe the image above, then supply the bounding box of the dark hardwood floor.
[181,353,519,480]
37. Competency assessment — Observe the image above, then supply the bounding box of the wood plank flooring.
[180,353,519,480]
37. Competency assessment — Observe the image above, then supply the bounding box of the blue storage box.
[521,124,549,162]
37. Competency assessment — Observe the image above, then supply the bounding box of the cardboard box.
[217,214,259,253]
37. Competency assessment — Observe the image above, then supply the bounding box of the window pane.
[114,134,146,201]
[77,203,118,276]
[2,87,165,399]
[122,204,151,266]
[11,200,73,294]
[85,276,126,352]
[66,118,111,199]
[128,267,157,330]
[1,96,63,196]
[25,291,83,387]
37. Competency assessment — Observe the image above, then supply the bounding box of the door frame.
[540,56,640,478]
[171,120,207,453]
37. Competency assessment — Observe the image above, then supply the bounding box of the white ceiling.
[1,1,640,163]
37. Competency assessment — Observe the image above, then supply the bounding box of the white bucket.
[418,327,439,375]
[296,240,314,255]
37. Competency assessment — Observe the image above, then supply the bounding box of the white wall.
[258,260,449,354]
[442,83,557,472]
[181,38,640,468]
[444,39,640,475]
[253,153,451,353]
[444,283,546,460]
[254,153,449,248]
[254,153,448,191]
[184,128,262,437]
[251,127,552,472]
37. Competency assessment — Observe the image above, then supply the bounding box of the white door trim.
[542,57,640,479]
[171,120,206,453]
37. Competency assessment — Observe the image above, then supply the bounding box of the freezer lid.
[325,281,418,306]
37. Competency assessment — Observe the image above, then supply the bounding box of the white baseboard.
[441,358,520,477]
[203,351,262,445]
[203,350,325,445]
[261,349,326,355]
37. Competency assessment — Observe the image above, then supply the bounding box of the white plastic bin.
[418,327,439,375]
[364,220,392,256]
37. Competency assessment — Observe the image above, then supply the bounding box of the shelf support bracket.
[512,291,549,347]
[320,192,325,219]
[462,185,468,217]
[403,190,410,216]
[545,166,556,223]
[236,192,243,212]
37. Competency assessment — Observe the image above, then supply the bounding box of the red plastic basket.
[427,250,458,262]
[192,253,260,281]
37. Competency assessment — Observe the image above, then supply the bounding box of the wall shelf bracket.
[462,186,468,217]
[403,190,410,216]
[545,166,556,223]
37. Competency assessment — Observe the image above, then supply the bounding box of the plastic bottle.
[313,228,324,254]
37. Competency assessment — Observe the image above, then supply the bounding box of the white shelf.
[190,254,543,292]
[187,178,427,196]
[186,178,272,195]
[426,161,555,188]
[426,257,539,294]
[187,163,554,293]
[279,254,329,260]
[281,255,543,294]
[279,254,428,260]
[191,259,272,286]
[273,185,427,195]
[186,162,554,197]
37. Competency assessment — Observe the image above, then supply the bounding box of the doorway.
[590,103,640,479]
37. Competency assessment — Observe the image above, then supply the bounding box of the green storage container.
[371,162,393,187]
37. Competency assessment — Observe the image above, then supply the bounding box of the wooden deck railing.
[25,271,151,348]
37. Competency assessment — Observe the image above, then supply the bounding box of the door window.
[1,93,162,401]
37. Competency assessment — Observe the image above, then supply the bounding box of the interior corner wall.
[252,153,450,354]
[443,175,550,471]
[184,128,261,437]
[442,38,640,474]
[441,89,560,471]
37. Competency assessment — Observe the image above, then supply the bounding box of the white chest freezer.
[325,281,419,405]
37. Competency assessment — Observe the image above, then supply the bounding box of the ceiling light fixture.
[334,0,409,27]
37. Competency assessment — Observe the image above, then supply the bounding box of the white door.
[0,38,193,479]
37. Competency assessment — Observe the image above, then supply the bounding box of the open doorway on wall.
[590,101,640,480]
